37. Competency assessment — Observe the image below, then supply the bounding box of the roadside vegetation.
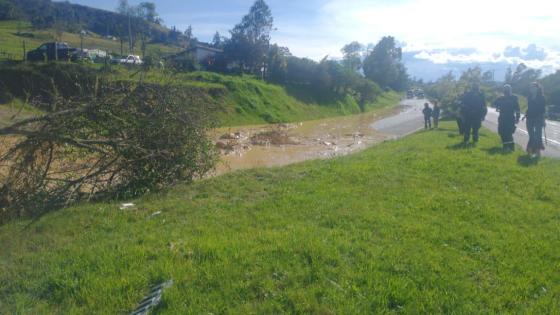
[423,65,557,120]
[0,62,401,127]
[1,122,559,313]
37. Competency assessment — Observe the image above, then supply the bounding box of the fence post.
[22,40,27,61]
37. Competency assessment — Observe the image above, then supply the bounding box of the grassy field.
[0,20,180,61]
[1,122,559,314]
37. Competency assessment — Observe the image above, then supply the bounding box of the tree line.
[422,63,560,120]
[192,0,409,109]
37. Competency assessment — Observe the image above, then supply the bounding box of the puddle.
[211,106,405,175]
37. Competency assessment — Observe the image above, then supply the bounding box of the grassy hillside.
[0,20,180,61]
[1,122,559,313]
[0,62,401,127]
[172,72,401,126]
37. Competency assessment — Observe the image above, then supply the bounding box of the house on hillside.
[189,44,223,64]
[165,43,223,70]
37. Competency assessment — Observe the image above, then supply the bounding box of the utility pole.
[128,13,133,54]
[80,30,85,51]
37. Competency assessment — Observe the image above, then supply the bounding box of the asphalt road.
[484,108,560,158]
[374,99,560,159]
[372,99,425,137]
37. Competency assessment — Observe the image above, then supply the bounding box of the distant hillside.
[0,20,181,61]
[1,0,179,45]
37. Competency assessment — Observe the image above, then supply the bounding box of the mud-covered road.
[212,99,427,175]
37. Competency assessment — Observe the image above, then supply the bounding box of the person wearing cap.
[460,83,487,145]
[494,84,520,151]
[526,82,547,157]
[422,103,433,129]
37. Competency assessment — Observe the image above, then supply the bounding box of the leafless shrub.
[0,82,218,223]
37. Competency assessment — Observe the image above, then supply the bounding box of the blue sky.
[60,0,560,73]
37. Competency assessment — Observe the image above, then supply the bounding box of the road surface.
[484,108,560,158]
[373,99,560,159]
[372,99,426,137]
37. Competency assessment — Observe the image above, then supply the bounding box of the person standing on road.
[460,83,487,145]
[423,103,433,129]
[494,84,520,151]
[432,101,441,129]
[526,82,547,157]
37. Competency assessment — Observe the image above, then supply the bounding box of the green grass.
[170,71,401,126]
[0,99,43,127]
[0,20,180,61]
[1,122,559,314]
[73,68,402,127]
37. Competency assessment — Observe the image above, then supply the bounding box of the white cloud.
[288,0,560,66]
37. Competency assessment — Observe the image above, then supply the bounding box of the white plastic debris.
[119,203,135,210]
[150,211,162,218]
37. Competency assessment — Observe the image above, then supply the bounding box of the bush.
[0,82,13,104]
[0,62,99,109]
[0,82,218,222]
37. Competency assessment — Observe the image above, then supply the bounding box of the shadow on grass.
[447,142,468,150]
[518,155,540,167]
[483,147,513,156]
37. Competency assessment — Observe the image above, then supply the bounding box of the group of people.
[422,102,441,129]
[457,82,547,157]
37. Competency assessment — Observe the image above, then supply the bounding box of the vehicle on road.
[116,55,143,65]
[26,42,78,62]
[548,105,560,121]
[407,90,415,99]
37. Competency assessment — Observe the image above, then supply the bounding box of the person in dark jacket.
[526,82,547,157]
[494,84,520,151]
[432,101,441,129]
[423,103,433,129]
[460,83,487,145]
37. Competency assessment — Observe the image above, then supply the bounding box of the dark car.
[26,42,78,62]
[407,90,414,99]
[548,105,560,121]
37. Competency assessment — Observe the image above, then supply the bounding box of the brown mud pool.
[211,106,404,175]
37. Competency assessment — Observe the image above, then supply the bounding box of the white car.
[119,55,143,65]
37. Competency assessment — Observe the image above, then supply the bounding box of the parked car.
[75,49,108,63]
[26,42,77,62]
[119,55,143,65]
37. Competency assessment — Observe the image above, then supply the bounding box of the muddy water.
[211,105,405,175]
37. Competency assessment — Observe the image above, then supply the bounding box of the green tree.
[138,2,162,24]
[267,44,290,83]
[0,0,20,20]
[363,36,408,91]
[225,0,274,73]
[116,0,130,15]
[510,63,541,97]
[505,67,513,84]
[212,31,223,48]
[341,41,363,72]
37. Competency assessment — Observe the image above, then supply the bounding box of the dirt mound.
[250,130,299,146]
